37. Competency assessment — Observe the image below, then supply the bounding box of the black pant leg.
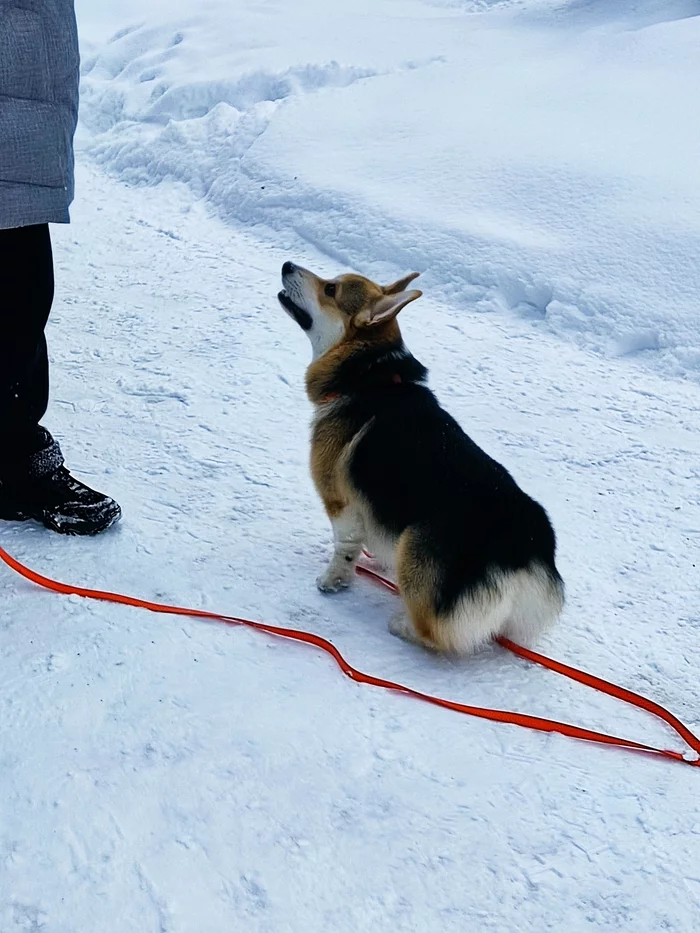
[0,224,56,475]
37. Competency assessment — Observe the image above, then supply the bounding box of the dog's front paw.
[316,569,352,594]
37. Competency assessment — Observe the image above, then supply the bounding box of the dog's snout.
[282,261,297,277]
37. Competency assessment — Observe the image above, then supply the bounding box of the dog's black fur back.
[331,340,562,616]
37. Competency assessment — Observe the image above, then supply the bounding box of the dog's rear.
[278,261,564,654]
[393,532,564,653]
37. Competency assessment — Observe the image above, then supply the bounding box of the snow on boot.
[0,466,121,536]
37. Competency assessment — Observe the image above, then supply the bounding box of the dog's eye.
[324,283,337,298]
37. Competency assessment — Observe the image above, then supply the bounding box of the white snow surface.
[2,1,700,930]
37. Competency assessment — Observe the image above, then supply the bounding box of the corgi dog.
[278,261,564,654]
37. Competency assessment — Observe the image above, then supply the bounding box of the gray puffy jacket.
[0,0,79,229]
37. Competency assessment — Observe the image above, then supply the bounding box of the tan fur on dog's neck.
[305,320,402,405]
[307,322,402,521]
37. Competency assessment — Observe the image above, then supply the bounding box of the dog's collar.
[320,373,403,404]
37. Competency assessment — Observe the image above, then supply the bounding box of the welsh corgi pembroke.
[278,262,564,654]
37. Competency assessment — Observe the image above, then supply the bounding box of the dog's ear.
[383,272,420,295]
[355,289,422,327]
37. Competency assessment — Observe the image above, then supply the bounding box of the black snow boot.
[0,430,121,536]
[0,465,122,536]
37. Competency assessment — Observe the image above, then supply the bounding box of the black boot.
[0,429,121,536]
[0,465,121,536]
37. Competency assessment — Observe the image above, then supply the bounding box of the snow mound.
[78,0,700,383]
[555,0,700,28]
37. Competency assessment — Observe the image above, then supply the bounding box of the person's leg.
[0,224,63,479]
[0,224,121,535]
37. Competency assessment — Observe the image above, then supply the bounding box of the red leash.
[1,545,698,768]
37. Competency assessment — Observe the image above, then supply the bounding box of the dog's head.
[278,262,422,360]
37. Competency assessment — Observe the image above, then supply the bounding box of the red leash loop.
[1,545,698,768]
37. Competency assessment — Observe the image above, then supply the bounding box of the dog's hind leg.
[390,528,444,651]
[317,506,365,593]
[388,608,440,651]
[393,528,518,655]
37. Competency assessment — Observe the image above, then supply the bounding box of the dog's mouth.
[278,290,313,331]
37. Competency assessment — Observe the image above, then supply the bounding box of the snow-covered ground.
[2,1,699,930]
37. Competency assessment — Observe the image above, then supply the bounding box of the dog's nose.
[282,261,296,276]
